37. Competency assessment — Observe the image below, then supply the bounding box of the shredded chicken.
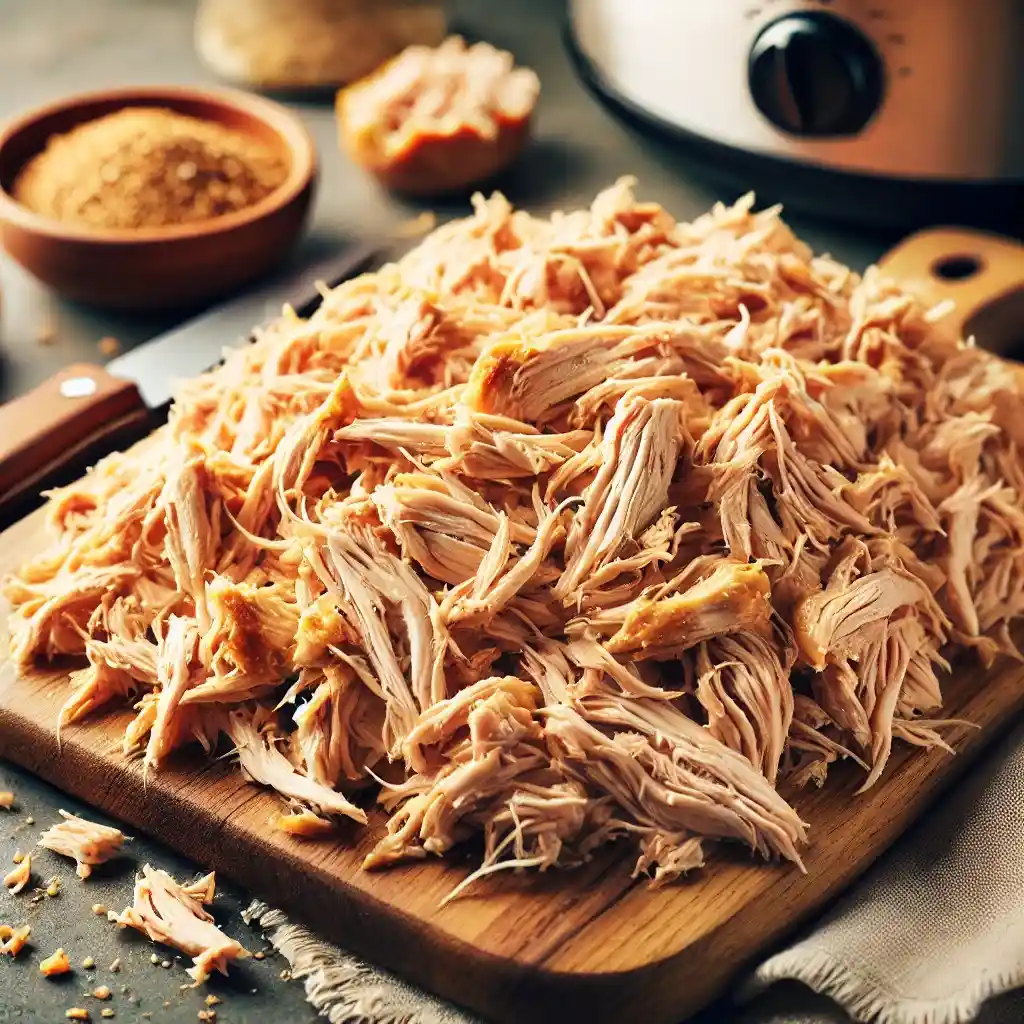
[37,811,127,879]
[8,180,1024,893]
[113,865,249,983]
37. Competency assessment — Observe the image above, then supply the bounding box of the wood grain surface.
[2,230,1023,1023]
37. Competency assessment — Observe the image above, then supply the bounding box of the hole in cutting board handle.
[931,254,985,281]
[964,288,1024,363]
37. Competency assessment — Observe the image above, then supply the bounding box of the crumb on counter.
[13,851,24,864]
[46,876,62,897]
[4,854,32,894]
[205,995,221,1007]
[253,951,265,960]
[198,1011,217,1022]
[150,954,160,965]
[82,956,95,970]
[0,792,16,810]
[102,1011,115,1020]
[92,903,107,916]
[65,1010,90,1021]
[25,816,35,825]
[41,947,72,976]
[97,336,121,357]
[108,957,121,973]
[0,924,31,957]
[93,985,112,1000]
[160,959,171,969]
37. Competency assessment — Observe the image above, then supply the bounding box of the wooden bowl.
[0,86,317,310]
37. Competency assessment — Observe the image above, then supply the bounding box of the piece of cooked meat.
[39,948,71,976]
[224,709,368,825]
[7,179,1024,894]
[545,695,807,867]
[337,36,539,197]
[113,865,249,983]
[272,809,336,839]
[37,811,127,880]
[0,923,31,956]
[597,560,772,661]
[793,566,933,671]
[557,395,686,601]
[3,854,31,894]
[693,629,795,785]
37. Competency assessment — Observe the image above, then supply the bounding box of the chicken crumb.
[160,960,171,969]
[47,877,62,897]
[205,995,221,1007]
[150,954,160,965]
[280,968,292,981]
[253,951,265,960]
[0,792,15,810]
[92,904,107,915]
[93,985,112,1000]
[25,816,34,825]
[41,948,72,976]
[82,956,95,969]
[4,854,31,894]
[65,1010,90,1021]
[108,958,121,973]
[198,1011,217,1022]
[97,336,121,357]
[102,1011,115,1020]
[12,851,24,864]
[0,923,31,957]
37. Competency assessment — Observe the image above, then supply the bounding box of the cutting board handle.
[876,228,1024,340]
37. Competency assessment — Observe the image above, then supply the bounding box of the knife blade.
[0,242,379,516]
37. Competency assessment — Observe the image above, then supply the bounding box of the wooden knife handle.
[877,228,1024,341]
[0,363,151,510]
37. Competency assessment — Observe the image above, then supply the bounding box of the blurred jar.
[195,0,448,92]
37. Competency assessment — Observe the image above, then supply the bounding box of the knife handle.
[0,363,151,513]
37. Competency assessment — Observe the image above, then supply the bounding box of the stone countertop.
[0,1,890,1021]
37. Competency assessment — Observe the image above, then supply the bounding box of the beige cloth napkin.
[244,719,1024,1024]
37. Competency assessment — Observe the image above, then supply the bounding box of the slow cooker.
[566,0,1023,231]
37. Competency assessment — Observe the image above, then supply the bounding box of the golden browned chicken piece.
[337,36,539,196]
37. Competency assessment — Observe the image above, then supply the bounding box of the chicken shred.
[3,854,31,894]
[37,811,127,879]
[113,865,249,983]
[7,180,1024,893]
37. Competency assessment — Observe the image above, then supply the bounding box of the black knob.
[748,13,885,137]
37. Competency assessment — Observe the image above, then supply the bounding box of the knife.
[0,242,379,515]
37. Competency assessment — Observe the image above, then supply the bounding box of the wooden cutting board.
[2,229,1023,1024]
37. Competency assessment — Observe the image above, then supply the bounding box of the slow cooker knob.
[748,13,885,136]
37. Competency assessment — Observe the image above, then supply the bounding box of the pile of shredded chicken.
[9,180,1024,892]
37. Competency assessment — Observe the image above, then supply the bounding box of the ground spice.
[14,107,288,230]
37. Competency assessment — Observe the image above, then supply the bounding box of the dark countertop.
[0,2,890,1021]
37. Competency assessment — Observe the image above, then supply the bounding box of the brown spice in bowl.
[13,107,288,230]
